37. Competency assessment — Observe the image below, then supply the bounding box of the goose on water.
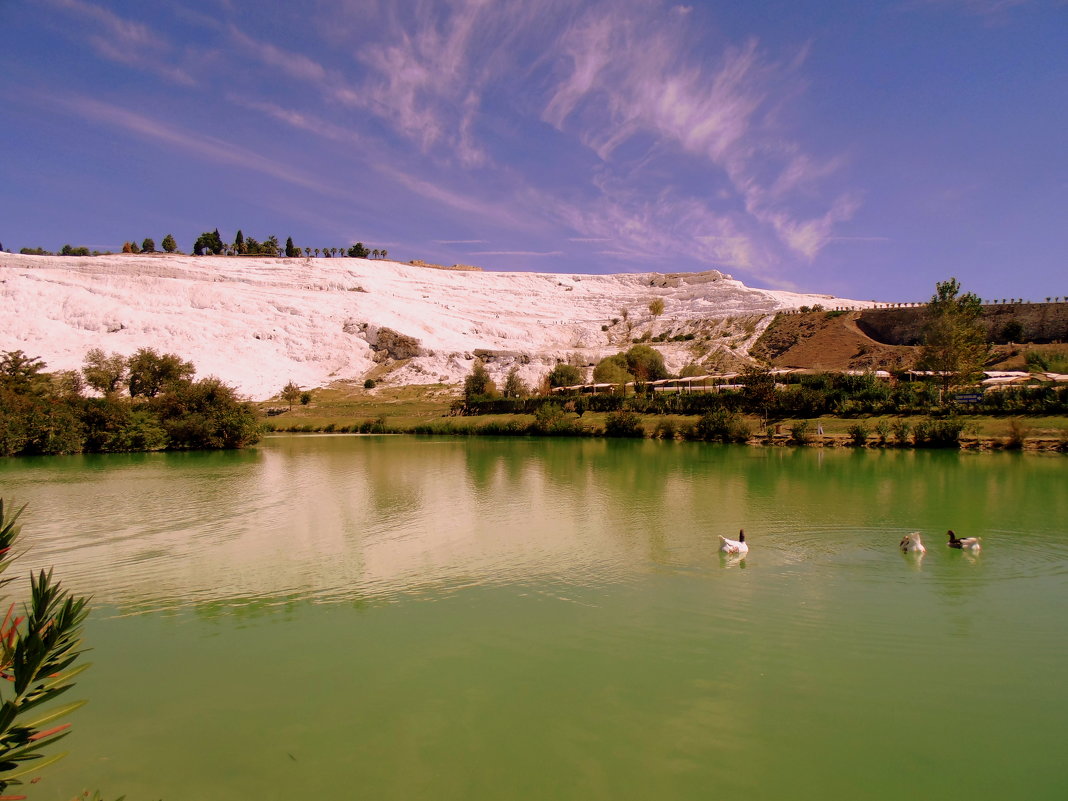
[899,532,926,554]
[947,530,981,551]
[719,529,748,555]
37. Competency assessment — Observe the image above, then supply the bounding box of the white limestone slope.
[0,253,874,400]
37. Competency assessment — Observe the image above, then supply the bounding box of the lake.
[1,436,1066,800]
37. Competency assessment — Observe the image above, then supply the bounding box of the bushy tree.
[193,229,224,256]
[918,278,990,395]
[149,377,260,449]
[161,233,178,253]
[0,351,48,395]
[127,348,195,398]
[347,242,370,258]
[547,363,582,388]
[740,366,776,424]
[502,367,528,398]
[623,345,668,381]
[0,352,82,456]
[82,349,127,396]
[593,354,632,385]
[141,237,156,253]
[280,380,301,410]
[464,359,497,401]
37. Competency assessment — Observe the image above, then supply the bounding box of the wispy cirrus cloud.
[467,250,563,257]
[541,2,857,266]
[228,27,329,84]
[229,97,366,147]
[43,93,351,200]
[43,0,196,85]
[907,0,1032,15]
[33,0,861,285]
[350,1,560,168]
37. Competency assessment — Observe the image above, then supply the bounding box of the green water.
[1,436,1066,800]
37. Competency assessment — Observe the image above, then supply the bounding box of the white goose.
[947,530,981,551]
[899,532,926,555]
[719,529,748,556]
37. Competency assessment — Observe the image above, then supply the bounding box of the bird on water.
[947,530,981,551]
[899,532,926,554]
[719,529,748,556]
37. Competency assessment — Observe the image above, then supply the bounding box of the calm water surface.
[1,436,1066,800]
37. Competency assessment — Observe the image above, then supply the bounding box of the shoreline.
[262,427,1068,453]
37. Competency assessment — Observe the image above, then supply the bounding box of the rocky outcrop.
[350,323,424,361]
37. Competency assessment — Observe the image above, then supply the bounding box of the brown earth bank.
[854,302,1068,345]
[752,306,1068,371]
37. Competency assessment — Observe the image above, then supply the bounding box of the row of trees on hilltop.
[17,236,180,257]
[192,229,387,259]
[10,230,388,259]
[0,348,260,456]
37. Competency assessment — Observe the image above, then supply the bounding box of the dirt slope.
[752,311,917,370]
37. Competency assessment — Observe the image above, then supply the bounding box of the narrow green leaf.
[21,700,86,731]
[1,731,71,763]
[38,663,92,692]
[0,750,67,781]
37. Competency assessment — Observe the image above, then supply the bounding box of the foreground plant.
[0,499,90,798]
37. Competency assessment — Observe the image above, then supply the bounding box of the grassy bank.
[259,383,1068,450]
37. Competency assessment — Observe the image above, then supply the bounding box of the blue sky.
[2,0,1065,301]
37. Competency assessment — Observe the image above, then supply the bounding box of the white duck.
[899,532,926,555]
[947,530,981,551]
[719,529,748,556]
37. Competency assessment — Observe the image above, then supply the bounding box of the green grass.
[259,382,455,430]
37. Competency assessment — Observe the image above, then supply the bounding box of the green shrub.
[874,420,891,446]
[690,408,749,443]
[363,378,376,389]
[1003,418,1029,449]
[604,410,644,438]
[847,422,869,446]
[892,420,912,445]
[655,419,677,440]
[789,420,811,444]
[913,417,966,448]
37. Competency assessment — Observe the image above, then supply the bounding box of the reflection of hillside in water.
[4,438,1065,616]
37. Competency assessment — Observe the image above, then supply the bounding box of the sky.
[2,0,1065,302]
